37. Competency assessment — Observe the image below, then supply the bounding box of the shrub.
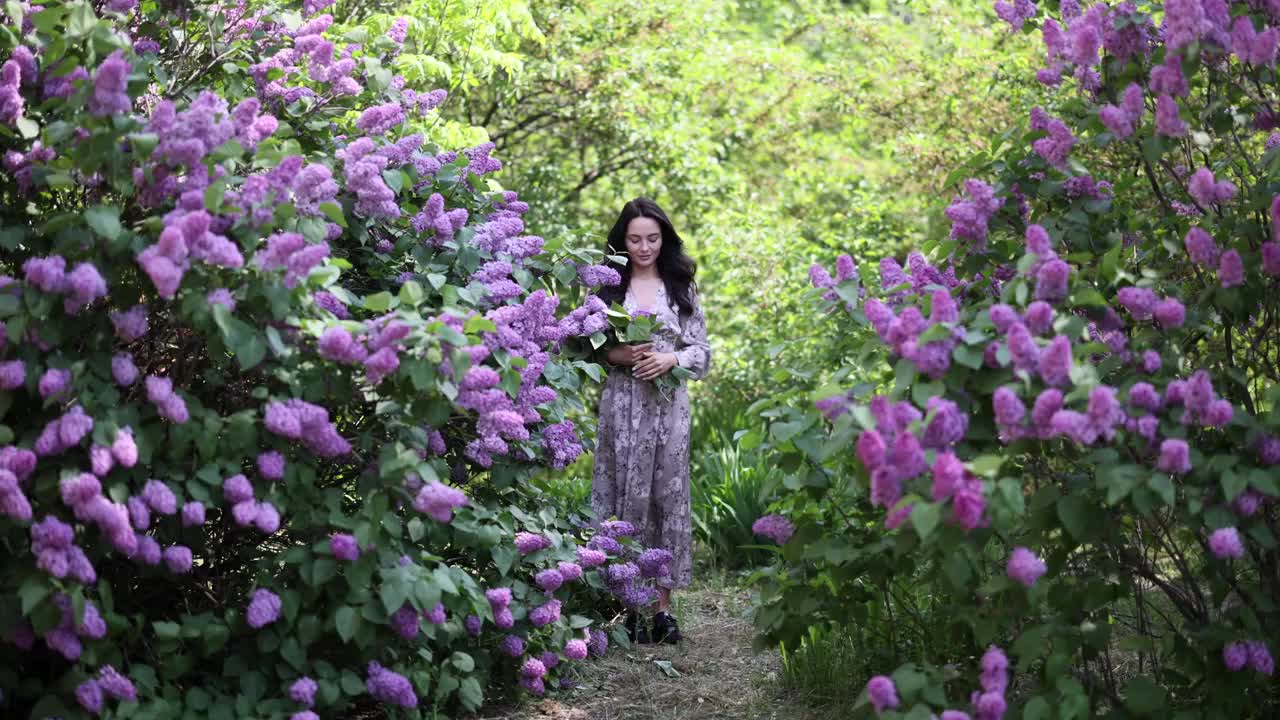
[0,1,659,717]
[751,2,1280,717]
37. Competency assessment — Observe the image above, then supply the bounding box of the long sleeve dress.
[591,282,711,589]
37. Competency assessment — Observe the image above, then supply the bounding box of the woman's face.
[624,216,662,271]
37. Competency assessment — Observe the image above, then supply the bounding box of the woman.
[591,197,711,645]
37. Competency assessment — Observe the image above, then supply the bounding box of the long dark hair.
[598,197,698,316]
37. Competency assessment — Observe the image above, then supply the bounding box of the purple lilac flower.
[1038,335,1073,387]
[111,353,139,387]
[1224,642,1250,671]
[38,367,72,400]
[413,481,467,523]
[1218,250,1244,288]
[89,51,131,116]
[0,359,25,390]
[1208,527,1244,559]
[1248,642,1274,675]
[246,588,282,628]
[366,662,417,708]
[182,501,205,526]
[500,634,525,657]
[291,676,318,707]
[752,514,795,544]
[637,548,674,578]
[576,547,607,567]
[1156,439,1191,475]
[331,532,359,561]
[515,532,552,555]
[535,568,564,592]
[1007,547,1047,587]
[529,598,561,627]
[1035,259,1070,302]
[164,545,193,573]
[109,305,148,342]
[589,628,609,657]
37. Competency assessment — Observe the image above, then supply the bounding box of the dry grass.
[479,577,834,720]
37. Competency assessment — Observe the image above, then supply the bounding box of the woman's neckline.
[628,280,664,314]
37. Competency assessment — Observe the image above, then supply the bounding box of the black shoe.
[625,611,651,644]
[651,612,682,644]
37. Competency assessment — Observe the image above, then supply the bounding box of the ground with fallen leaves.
[478,576,838,720]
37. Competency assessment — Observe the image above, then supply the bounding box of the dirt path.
[487,578,828,720]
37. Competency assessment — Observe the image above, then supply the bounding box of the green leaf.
[335,606,358,642]
[1123,676,1167,714]
[450,651,475,672]
[969,455,1003,477]
[1023,697,1051,720]
[458,677,483,710]
[380,581,408,614]
[340,670,364,696]
[910,502,941,540]
[154,621,181,639]
[1057,495,1091,541]
[464,315,497,334]
[312,558,336,586]
[1220,470,1248,502]
[19,576,50,614]
[84,206,123,240]
[320,202,348,228]
[364,291,394,312]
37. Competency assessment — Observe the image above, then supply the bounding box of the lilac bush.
[751,1,1280,716]
[0,1,653,716]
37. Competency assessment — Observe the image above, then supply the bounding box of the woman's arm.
[673,289,711,380]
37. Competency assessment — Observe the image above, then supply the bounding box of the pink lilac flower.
[1007,547,1047,587]
[1208,527,1244,559]
[980,645,1009,694]
[931,452,966,501]
[1218,250,1244,288]
[1155,94,1188,136]
[565,638,589,660]
[1032,117,1076,169]
[1154,297,1185,328]
[866,675,899,714]
[1039,335,1073,387]
[1262,241,1280,276]
[1177,225,1218,265]
[952,478,987,531]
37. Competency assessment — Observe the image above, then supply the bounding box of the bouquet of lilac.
[607,306,694,401]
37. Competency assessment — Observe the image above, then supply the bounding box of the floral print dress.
[591,282,711,589]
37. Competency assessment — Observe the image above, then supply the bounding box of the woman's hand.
[633,351,678,381]
[606,342,653,366]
